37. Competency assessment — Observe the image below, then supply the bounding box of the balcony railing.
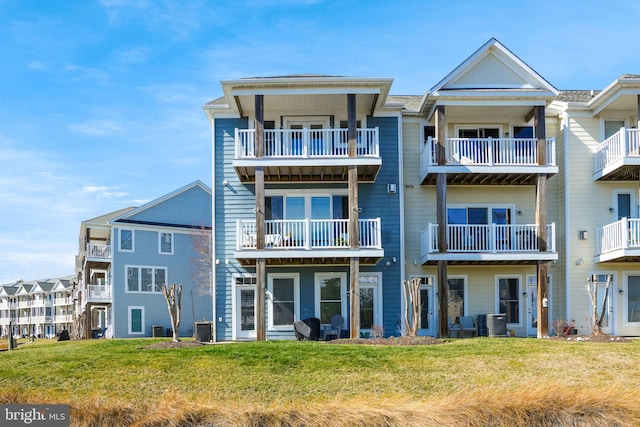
[421,223,556,254]
[596,218,640,255]
[594,128,640,173]
[86,243,111,260]
[236,218,382,250]
[54,314,74,323]
[87,285,111,301]
[54,297,72,306]
[421,137,556,174]
[235,128,380,159]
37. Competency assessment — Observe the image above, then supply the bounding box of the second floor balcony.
[421,223,557,264]
[233,128,381,183]
[594,128,640,181]
[235,218,384,266]
[86,285,112,303]
[596,218,640,262]
[421,137,557,185]
[86,243,111,262]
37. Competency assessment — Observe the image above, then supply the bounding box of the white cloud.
[69,120,124,137]
[28,61,48,71]
[64,63,110,84]
[116,46,149,64]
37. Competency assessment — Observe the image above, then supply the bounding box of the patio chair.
[459,316,476,337]
[294,321,312,341]
[325,314,344,340]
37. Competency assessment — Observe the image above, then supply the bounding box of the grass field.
[1,337,640,426]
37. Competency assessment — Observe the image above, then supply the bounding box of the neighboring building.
[74,181,213,338]
[0,275,75,338]
[203,76,403,340]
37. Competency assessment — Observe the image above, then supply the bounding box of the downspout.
[397,112,406,336]
[562,109,571,324]
[211,115,217,342]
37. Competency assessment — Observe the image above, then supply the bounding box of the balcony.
[86,285,112,303]
[54,297,73,306]
[596,218,640,262]
[54,314,74,323]
[86,243,111,261]
[421,223,557,264]
[421,137,557,185]
[235,218,384,265]
[594,128,640,181]
[233,128,381,183]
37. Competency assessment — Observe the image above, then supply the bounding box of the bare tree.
[586,274,612,335]
[191,225,213,297]
[161,283,182,342]
[402,278,422,337]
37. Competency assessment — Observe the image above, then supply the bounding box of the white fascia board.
[435,98,549,106]
[230,87,382,96]
[235,248,384,259]
[233,158,382,168]
[591,88,640,116]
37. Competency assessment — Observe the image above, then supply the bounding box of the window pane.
[447,208,466,224]
[266,196,283,220]
[320,302,341,324]
[121,230,132,250]
[448,278,465,320]
[285,197,305,220]
[130,309,142,333]
[513,126,533,138]
[618,194,631,220]
[628,276,640,322]
[273,278,294,301]
[127,267,138,292]
[420,288,429,329]
[605,120,625,139]
[160,233,172,253]
[272,278,295,326]
[499,278,520,323]
[468,208,488,224]
[155,269,165,292]
[360,288,374,329]
[141,268,153,292]
[320,277,342,324]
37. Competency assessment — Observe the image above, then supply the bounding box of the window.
[128,307,144,334]
[512,126,533,138]
[418,277,433,329]
[498,277,520,324]
[119,229,133,252]
[627,276,640,323]
[268,274,299,330]
[159,232,173,254]
[604,120,625,140]
[315,273,346,325]
[448,277,465,321]
[126,266,167,293]
[423,125,436,145]
[458,127,500,138]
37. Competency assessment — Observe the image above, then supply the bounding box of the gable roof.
[429,38,558,96]
[111,181,212,229]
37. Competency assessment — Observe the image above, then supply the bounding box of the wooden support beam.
[435,105,449,338]
[254,94,266,341]
[347,94,360,339]
[637,95,640,128]
[524,107,536,123]
[534,105,549,337]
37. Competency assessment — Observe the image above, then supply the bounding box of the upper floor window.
[126,266,166,293]
[159,232,173,254]
[423,125,435,145]
[512,126,533,138]
[119,229,134,252]
[266,193,348,220]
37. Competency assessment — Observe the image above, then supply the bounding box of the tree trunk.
[161,284,182,342]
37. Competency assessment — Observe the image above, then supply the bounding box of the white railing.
[235,128,380,159]
[421,223,556,254]
[236,218,382,250]
[30,315,53,324]
[594,128,640,173]
[421,137,556,173]
[54,314,74,323]
[87,285,111,300]
[86,243,111,259]
[596,218,640,254]
[54,297,72,306]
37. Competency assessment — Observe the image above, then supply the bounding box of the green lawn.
[1,337,639,426]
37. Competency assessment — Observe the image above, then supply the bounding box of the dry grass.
[2,338,640,426]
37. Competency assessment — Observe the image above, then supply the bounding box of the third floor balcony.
[86,243,111,262]
[421,137,557,185]
[233,128,381,183]
[594,128,640,181]
[596,218,640,262]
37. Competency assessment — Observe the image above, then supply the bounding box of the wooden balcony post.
[255,94,266,341]
[347,93,360,339]
[435,105,449,338]
[534,105,549,337]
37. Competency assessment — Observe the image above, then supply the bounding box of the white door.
[236,286,257,340]
[418,284,435,336]
[359,274,382,337]
[596,283,613,335]
[526,283,538,336]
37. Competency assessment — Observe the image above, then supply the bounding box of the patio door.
[359,274,382,336]
[287,119,329,156]
[236,285,257,340]
[418,277,435,336]
[526,275,552,336]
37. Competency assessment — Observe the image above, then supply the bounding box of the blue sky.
[2,0,640,284]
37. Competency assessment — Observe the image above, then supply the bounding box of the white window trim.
[119,228,135,252]
[509,124,535,138]
[447,275,468,317]
[314,272,347,325]
[447,204,516,224]
[267,272,300,331]
[495,275,523,326]
[453,124,504,138]
[612,189,636,222]
[283,116,331,129]
[622,271,640,326]
[600,118,627,141]
[158,232,174,255]
[128,306,145,335]
[125,265,167,293]
[359,272,383,332]
[264,190,349,219]
[232,273,257,340]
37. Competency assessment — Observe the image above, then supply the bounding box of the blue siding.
[125,185,212,227]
